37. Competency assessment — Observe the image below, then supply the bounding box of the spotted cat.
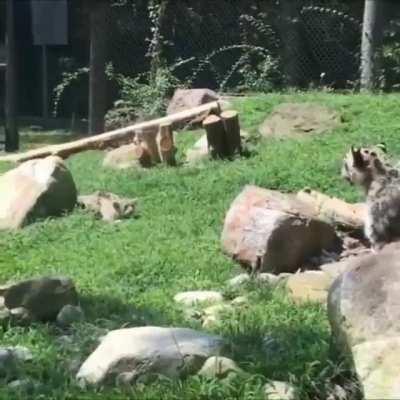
[341,143,400,250]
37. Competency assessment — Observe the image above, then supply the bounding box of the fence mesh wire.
[2,0,400,136]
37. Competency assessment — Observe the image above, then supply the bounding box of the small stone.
[8,378,35,394]
[10,346,33,362]
[231,296,248,306]
[0,348,16,377]
[227,274,250,288]
[264,380,297,400]
[198,356,242,379]
[174,291,224,307]
[9,307,33,325]
[286,270,334,305]
[56,305,84,327]
[257,273,280,285]
[202,316,218,329]
[202,304,233,328]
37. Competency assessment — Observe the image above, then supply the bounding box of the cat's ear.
[351,146,365,167]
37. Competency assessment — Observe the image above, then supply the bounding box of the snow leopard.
[341,143,400,251]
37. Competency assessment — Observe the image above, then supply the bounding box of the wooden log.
[0,101,221,163]
[296,189,366,230]
[221,185,339,274]
[221,110,241,157]
[135,128,160,164]
[202,115,227,159]
[157,122,176,166]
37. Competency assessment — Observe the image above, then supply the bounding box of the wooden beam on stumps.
[202,115,227,159]
[221,110,241,157]
[157,122,176,166]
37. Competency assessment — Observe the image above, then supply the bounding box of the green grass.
[1,92,400,399]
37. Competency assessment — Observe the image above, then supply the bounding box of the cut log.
[135,128,160,164]
[157,122,176,166]
[296,189,366,230]
[103,143,152,170]
[221,185,339,274]
[0,101,221,163]
[202,115,227,159]
[221,110,241,157]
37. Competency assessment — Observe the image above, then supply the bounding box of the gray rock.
[2,276,78,322]
[0,349,16,377]
[167,89,219,116]
[328,243,400,399]
[198,356,242,379]
[8,378,36,394]
[76,326,225,386]
[227,274,250,288]
[56,305,84,327]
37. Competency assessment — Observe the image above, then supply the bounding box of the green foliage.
[53,67,89,117]
[105,66,181,129]
[2,93,400,399]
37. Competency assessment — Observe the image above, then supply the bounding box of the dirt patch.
[259,102,340,138]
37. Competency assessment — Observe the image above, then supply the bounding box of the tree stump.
[135,128,160,164]
[202,115,227,159]
[157,122,176,166]
[221,110,241,157]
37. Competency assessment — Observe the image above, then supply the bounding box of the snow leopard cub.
[341,143,400,251]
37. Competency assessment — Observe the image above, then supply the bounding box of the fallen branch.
[0,101,221,163]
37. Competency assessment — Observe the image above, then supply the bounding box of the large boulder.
[167,89,219,116]
[259,102,340,139]
[222,186,339,273]
[328,244,400,399]
[0,156,77,230]
[0,276,78,322]
[76,327,225,386]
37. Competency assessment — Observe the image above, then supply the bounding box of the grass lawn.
[1,92,400,399]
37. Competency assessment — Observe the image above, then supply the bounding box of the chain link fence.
[2,0,400,135]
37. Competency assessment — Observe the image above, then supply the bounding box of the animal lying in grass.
[341,143,400,251]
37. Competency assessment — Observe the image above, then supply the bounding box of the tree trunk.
[5,0,18,152]
[0,101,221,163]
[221,110,241,157]
[134,128,160,164]
[157,122,176,166]
[360,0,384,91]
[203,115,227,159]
[89,0,108,134]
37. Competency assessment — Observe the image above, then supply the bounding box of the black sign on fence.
[31,0,68,46]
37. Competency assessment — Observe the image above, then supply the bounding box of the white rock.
[198,356,242,379]
[174,291,223,307]
[264,380,297,400]
[257,273,280,285]
[231,296,249,306]
[76,326,225,386]
[227,274,250,288]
